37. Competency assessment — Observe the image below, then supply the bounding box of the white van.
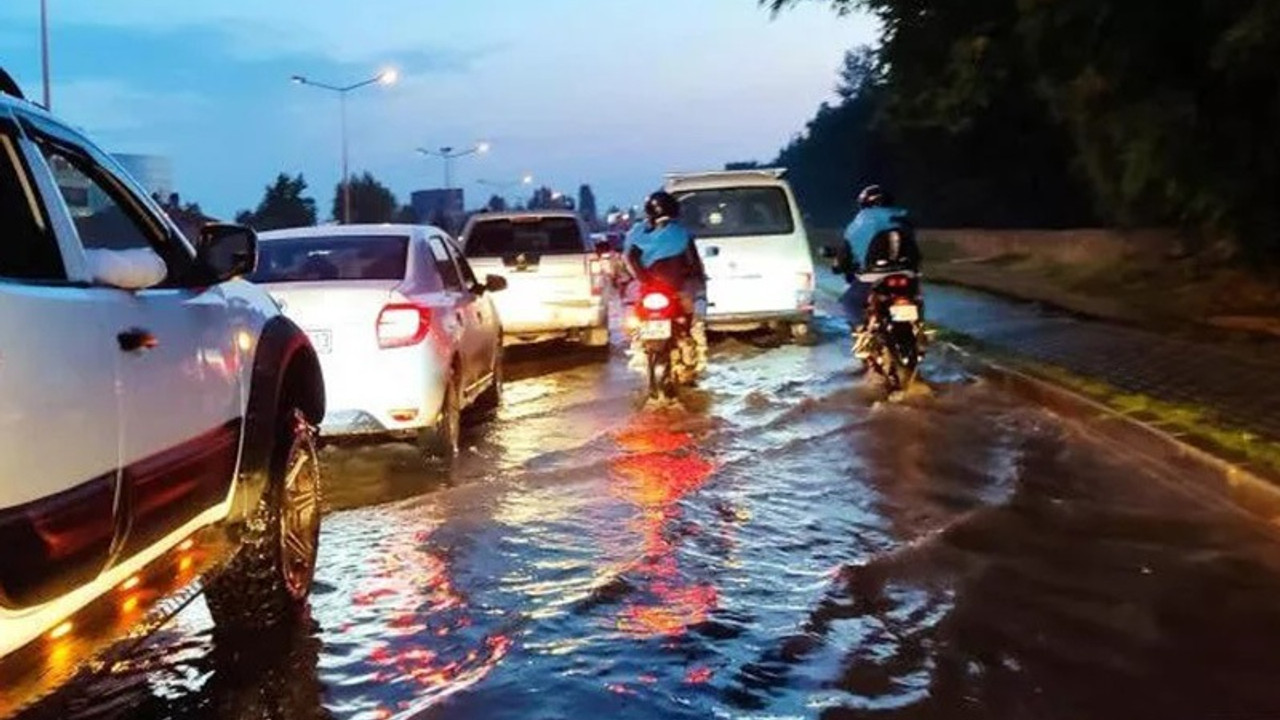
[665,169,815,342]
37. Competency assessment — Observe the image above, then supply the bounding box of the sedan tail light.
[377,304,431,349]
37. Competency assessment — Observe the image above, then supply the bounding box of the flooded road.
[26,311,1280,720]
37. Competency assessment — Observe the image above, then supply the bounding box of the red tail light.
[886,275,911,289]
[641,292,672,312]
[377,304,431,349]
[587,257,605,296]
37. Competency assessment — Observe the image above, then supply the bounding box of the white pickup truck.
[0,70,327,714]
[460,211,610,349]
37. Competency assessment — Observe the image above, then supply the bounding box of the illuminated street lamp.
[290,67,398,224]
[477,174,534,208]
[417,142,491,190]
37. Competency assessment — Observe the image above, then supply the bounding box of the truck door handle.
[118,328,158,352]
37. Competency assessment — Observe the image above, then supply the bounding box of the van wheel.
[205,407,321,635]
[419,373,461,465]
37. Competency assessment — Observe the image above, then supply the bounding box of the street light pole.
[291,68,398,224]
[40,0,50,110]
[416,142,490,191]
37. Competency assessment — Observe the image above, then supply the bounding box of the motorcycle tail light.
[641,292,671,312]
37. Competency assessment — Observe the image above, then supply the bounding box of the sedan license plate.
[889,304,920,323]
[306,330,333,354]
[639,319,672,341]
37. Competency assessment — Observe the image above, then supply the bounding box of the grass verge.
[935,326,1280,477]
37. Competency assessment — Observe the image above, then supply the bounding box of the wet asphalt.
[23,294,1280,720]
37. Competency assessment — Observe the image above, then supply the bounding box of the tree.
[331,172,398,224]
[763,0,1280,261]
[577,184,599,224]
[527,186,574,210]
[236,173,317,231]
[394,205,418,224]
[487,194,508,212]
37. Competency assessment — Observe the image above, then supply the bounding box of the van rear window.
[250,235,409,283]
[676,187,795,239]
[465,217,585,257]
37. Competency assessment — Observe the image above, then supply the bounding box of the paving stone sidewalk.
[926,284,1280,442]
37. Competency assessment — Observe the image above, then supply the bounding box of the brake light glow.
[642,292,672,311]
[377,304,432,349]
[886,275,911,289]
[587,258,605,296]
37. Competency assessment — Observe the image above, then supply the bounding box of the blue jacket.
[625,221,694,268]
[843,206,911,265]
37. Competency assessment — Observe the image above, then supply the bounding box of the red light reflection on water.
[351,524,513,713]
[607,419,720,639]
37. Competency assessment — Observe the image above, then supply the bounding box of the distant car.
[460,211,609,348]
[666,168,817,343]
[252,225,506,463]
[0,73,326,712]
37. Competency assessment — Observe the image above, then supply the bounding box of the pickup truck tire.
[205,406,321,634]
[418,372,461,465]
[583,326,611,349]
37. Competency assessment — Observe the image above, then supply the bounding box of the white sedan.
[252,225,506,463]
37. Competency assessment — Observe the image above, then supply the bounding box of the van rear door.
[675,185,813,318]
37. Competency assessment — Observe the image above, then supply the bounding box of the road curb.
[939,341,1280,524]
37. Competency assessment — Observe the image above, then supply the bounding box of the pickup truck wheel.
[205,407,321,634]
[418,373,461,464]
[583,326,611,349]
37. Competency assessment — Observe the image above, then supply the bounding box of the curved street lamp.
[290,67,398,224]
[416,142,491,190]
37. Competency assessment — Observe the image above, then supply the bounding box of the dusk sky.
[0,1,875,219]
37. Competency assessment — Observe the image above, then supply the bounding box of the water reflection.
[606,415,720,639]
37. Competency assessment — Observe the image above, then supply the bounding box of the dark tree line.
[761,0,1280,261]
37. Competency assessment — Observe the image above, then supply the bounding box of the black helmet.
[858,184,893,209]
[644,191,681,222]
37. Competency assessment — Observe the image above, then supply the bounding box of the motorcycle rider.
[623,191,709,375]
[839,185,920,359]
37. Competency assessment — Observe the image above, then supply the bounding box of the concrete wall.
[919,229,1181,266]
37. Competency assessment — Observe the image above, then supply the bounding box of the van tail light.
[377,304,432,349]
[796,271,815,311]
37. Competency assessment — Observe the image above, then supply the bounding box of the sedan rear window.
[250,235,409,283]
[676,187,796,239]
[465,217,585,257]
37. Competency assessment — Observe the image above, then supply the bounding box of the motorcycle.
[822,244,926,395]
[859,259,925,393]
[629,282,698,401]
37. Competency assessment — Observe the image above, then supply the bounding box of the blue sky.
[0,1,874,219]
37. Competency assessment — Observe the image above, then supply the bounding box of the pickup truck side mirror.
[197,223,258,284]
